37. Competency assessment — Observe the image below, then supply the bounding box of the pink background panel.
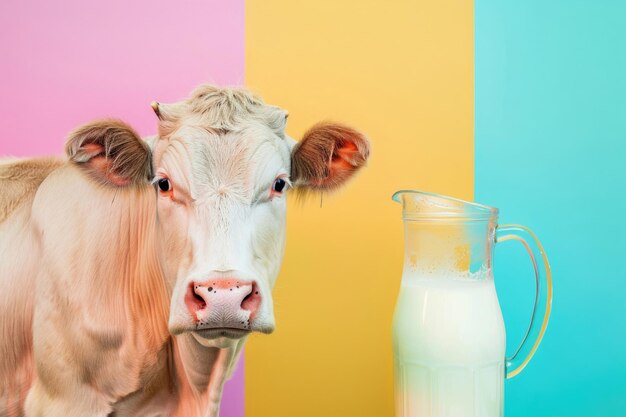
[0,1,245,416]
[0,0,245,155]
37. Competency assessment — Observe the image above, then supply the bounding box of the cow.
[0,84,370,417]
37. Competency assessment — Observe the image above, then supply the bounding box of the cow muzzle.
[185,278,261,338]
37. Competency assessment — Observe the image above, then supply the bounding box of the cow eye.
[273,178,287,193]
[158,178,171,192]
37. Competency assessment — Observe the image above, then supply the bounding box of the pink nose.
[185,279,261,330]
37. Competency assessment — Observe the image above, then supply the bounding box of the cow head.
[66,85,369,345]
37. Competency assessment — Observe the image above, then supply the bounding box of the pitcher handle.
[495,224,553,379]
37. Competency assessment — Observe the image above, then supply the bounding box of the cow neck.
[169,333,237,415]
[120,186,170,354]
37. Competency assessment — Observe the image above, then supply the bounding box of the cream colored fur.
[0,160,246,417]
[0,84,369,417]
[0,86,290,416]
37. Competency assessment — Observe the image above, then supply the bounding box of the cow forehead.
[157,124,292,201]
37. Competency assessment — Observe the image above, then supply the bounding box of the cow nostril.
[241,282,261,316]
[241,292,251,305]
[193,290,205,304]
[186,283,207,316]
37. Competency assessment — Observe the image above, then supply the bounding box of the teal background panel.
[475,1,626,416]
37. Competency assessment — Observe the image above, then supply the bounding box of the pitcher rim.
[392,189,499,221]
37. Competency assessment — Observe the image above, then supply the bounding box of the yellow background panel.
[245,1,473,416]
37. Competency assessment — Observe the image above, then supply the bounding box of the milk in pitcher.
[393,272,506,417]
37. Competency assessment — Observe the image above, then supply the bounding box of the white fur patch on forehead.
[156,85,289,140]
[164,124,291,202]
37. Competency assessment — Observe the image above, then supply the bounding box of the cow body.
[0,85,369,417]
[0,159,236,417]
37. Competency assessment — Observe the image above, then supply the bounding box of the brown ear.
[65,119,153,187]
[291,122,370,191]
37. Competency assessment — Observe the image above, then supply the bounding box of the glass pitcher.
[391,190,552,417]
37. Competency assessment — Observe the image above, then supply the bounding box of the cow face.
[151,97,292,341]
[66,85,369,345]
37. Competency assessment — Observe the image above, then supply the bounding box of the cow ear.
[290,122,370,192]
[65,119,153,187]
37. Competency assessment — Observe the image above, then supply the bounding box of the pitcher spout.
[391,190,498,221]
